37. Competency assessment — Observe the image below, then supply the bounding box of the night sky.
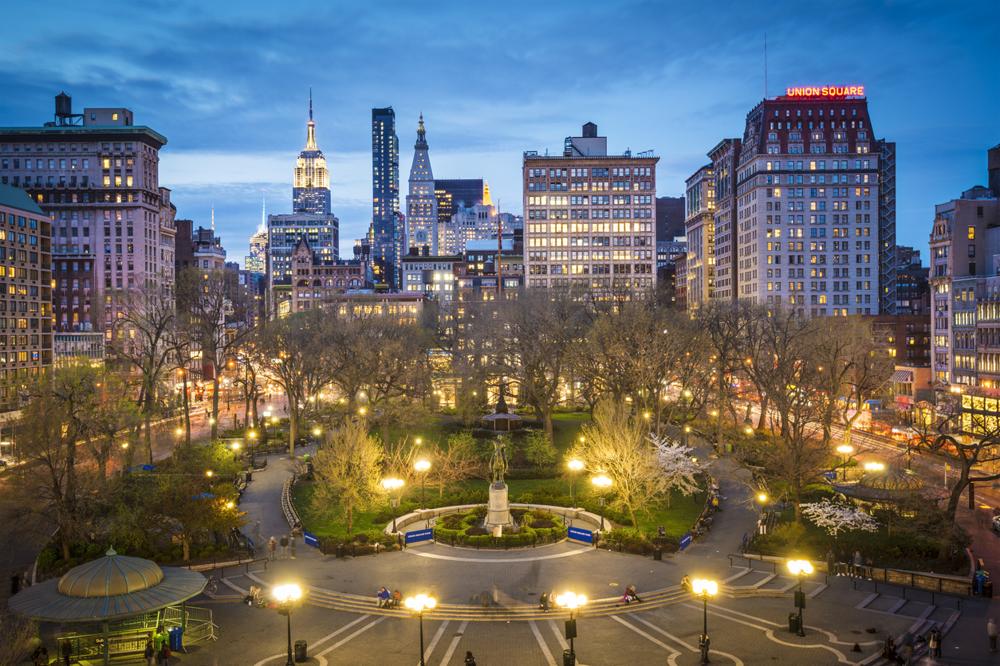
[1,0,997,262]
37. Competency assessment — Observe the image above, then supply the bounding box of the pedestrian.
[31,646,48,666]
[928,627,941,658]
[267,536,277,561]
[377,586,390,608]
[252,520,262,550]
[825,548,836,575]
[10,572,19,595]
[988,617,998,652]
[289,533,297,559]
[144,633,156,666]
[853,550,864,577]
[280,534,289,559]
[391,589,402,609]
[61,639,72,666]
[464,650,477,666]
[158,640,171,666]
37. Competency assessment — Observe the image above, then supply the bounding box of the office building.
[522,122,657,294]
[246,224,267,273]
[656,196,685,243]
[435,178,486,226]
[292,93,331,215]
[267,212,339,314]
[0,93,174,357]
[691,85,895,316]
[684,165,715,310]
[401,251,461,302]
[287,239,368,313]
[176,216,225,273]
[929,145,1000,388]
[406,115,438,255]
[371,107,401,288]
[0,185,52,402]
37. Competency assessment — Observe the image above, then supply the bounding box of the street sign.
[303,531,319,548]
[405,528,433,544]
[567,527,593,544]
[679,532,693,550]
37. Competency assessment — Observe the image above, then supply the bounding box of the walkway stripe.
[609,615,681,666]
[629,613,744,666]
[529,620,557,666]
[405,546,591,563]
[315,617,385,658]
[420,619,450,665]
[546,620,589,666]
[438,620,468,666]
[253,615,372,666]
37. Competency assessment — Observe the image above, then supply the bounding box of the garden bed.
[432,506,567,548]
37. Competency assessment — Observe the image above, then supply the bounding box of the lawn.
[292,473,704,541]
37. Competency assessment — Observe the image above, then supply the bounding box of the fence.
[281,475,301,529]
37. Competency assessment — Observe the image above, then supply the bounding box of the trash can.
[168,626,184,652]
[294,639,307,662]
[653,546,662,561]
[788,613,800,634]
[562,648,576,666]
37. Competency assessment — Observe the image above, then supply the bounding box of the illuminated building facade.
[406,115,438,255]
[267,213,339,314]
[0,184,52,406]
[928,145,1000,389]
[371,107,401,288]
[288,239,368,313]
[246,224,267,273]
[694,85,895,316]
[522,123,657,294]
[0,93,174,359]
[684,164,715,310]
[292,93,331,216]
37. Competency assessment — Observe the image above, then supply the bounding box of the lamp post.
[835,444,854,480]
[247,429,258,466]
[863,460,885,473]
[272,583,303,666]
[555,591,587,664]
[691,578,718,664]
[414,459,431,509]
[787,559,813,636]
[566,459,584,507]
[590,474,612,530]
[381,477,405,532]
[404,593,437,666]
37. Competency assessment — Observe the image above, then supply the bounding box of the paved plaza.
[162,448,1000,665]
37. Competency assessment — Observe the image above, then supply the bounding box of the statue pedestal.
[486,482,512,535]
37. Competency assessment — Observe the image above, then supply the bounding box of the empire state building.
[293,92,332,215]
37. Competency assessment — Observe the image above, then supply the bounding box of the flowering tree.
[800,500,878,537]
[652,436,703,507]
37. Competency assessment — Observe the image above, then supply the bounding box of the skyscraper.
[292,91,331,215]
[690,85,895,316]
[406,115,438,255]
[245,196,268,272]
[371,107,400,288]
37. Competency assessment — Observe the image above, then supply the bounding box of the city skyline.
[2,1,997,262]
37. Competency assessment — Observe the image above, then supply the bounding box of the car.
[993,515,1000,534]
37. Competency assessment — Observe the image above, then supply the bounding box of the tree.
[429,432,481,497]
[571,401,670,527]
[110,285,175,464]
[652,437,703,507]
[311,418,384,534]
[83,367,141,483]
[251,310,334,457]
[523,429,558,469]
[493,288,587,442]
[702,301,758,439]
[801,500,879,537]
[14,367,99,561]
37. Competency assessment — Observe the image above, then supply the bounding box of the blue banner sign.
[679,532,693,551]
[405,528,433,544]
[568,527,593,544]
[303,531,319,548]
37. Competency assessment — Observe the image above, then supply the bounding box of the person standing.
[464,651,477,666]
[144,634,156,666]
[988,617,998,652]
[928,627,941,658]
[825,548,836,576]
[852,550,864,577]
[279,534,289,559]
[267,536,277,561]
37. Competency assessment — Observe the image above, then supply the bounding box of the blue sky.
[1,0,998,263]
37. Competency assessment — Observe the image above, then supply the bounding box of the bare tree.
[311,418,384,534]
[110,286,175,464]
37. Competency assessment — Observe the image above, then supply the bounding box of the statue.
[490,438,508,484]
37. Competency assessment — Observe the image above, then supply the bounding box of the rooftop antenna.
[764,33,768,99]
[309,87,313,121]
[211,204,216,233]
[496,198,502,297]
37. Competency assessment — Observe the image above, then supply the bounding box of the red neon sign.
[783,85,865,98]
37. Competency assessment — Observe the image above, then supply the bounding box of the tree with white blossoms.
[652,436,703,508]
[800,500,879,537]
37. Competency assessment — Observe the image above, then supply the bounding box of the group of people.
[267,533,297,561]
[376,586,403,609]
[825,548,874,578]
[244,584,266,608]
[142,626,172,665]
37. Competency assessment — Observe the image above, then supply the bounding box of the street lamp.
[273,583,303,666]
[691,578,719,664]
[404,594,437,666]
[358,406,368,417]
[174,426,184,438]
[311,426,322,439]
[836,444,855,480]
[554,591,587,664]
[591,474,612,530]
[863,460,885,473]
[787,559,813,636]
[381,477,405,532]
[204,469,214,479]
[414,459,431,508]
[742,416,754,436]
[566,459,584,507]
